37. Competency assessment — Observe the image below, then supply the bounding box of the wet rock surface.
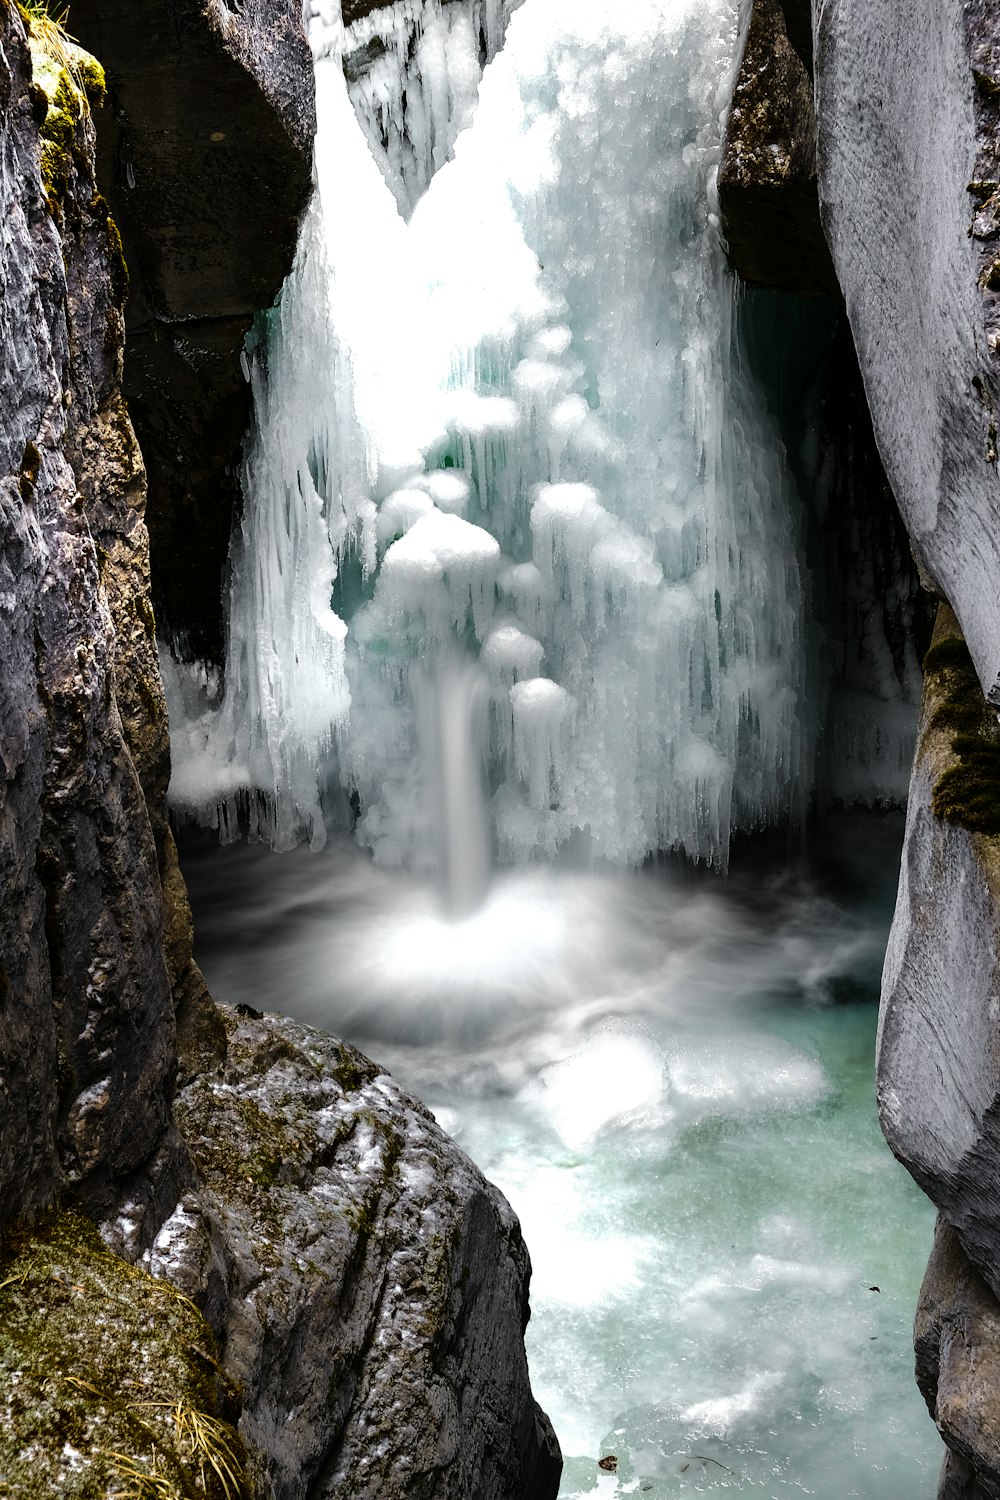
[878,606,1000,1293]
[812,0,1000,704]
[69,0,315,661]
[0,2,192,1228]
[109,1006,562,1500]
[719,0,838,296]
[916,1217,1000,1500]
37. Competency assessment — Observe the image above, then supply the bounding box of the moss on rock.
[0,1210,249,1500]
[923,616,1000,834]
[25,23,105,217]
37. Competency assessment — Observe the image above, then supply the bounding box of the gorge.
[3,0,1000,1497]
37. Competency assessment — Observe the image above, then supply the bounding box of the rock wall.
[68,0,315,662]
[723,3,1000,1490]
[804,0,1000,1491]
[0,0,193,1230]
[719,0,837,295]
[812,0,1000,703]
[916,1217,1000,1500]
[878,605,1000,1289]
[876,603,1000,1495]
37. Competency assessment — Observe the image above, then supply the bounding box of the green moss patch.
[0,1210,249,1500]
[924,631,1000,834]
[26,26,105,216]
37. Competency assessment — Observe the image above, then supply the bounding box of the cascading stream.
[166,0,821,881]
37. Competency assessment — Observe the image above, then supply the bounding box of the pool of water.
[180,810,941,1497]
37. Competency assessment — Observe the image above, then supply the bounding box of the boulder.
[104,1006,562,1500]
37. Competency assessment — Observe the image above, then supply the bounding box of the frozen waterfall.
[167,0,819,873]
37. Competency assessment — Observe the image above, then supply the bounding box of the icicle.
[167,0,824,872]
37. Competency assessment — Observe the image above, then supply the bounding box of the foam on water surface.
[180,813,941,1498]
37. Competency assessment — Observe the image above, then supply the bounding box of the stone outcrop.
[719,0,838,296]
[68,0,315,662]
[107,1007,562,1500]
[812,0,1000,705]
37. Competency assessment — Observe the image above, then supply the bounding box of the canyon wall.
[0,6,559,1494]
[67,0,315,661]
[724,2,1000,1494]
[0,0,193,1234]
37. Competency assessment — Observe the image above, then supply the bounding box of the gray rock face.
[878,606,1000,1295]
[68,0,316,661]
[812,0,1000,703]
[719,0,838,296]
[105,1006,561,1500]
[0,5,191,1226]
[916,1217,1000,1500]
[877,605,1000,1496]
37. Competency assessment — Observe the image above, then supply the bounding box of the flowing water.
[166,0,918,867]
[181,813,941,1498]
[168,0,940,1490]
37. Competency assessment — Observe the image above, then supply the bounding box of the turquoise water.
[182,811,941,1497]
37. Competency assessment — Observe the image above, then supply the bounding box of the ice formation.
[167,0,830,873]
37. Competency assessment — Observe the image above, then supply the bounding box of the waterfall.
[414,653,492,915]
[167,0,818,874]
